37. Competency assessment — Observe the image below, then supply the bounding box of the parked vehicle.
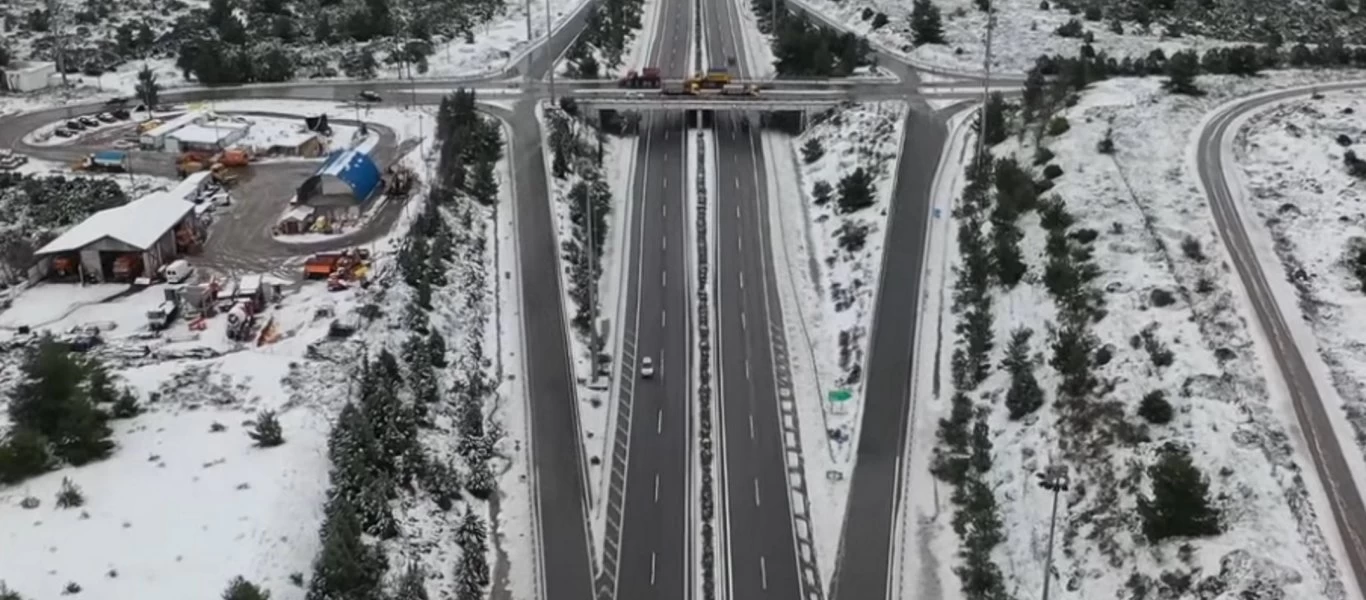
[65,120,85,131]
[358,90,382,102]
[53,129,73,138]
[146,300,179,331]
[105,96,129,106]
[79,116,100,127]
[159,259,194,284]
[619,67,663,88]
[111,109,131,120]
[97,112,118,123]
[0,150,29,170]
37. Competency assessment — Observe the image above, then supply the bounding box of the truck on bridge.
[619,67,663,88]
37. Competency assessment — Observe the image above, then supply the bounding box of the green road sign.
[828,389,852,403]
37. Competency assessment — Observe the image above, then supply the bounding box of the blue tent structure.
[296,146,382,206]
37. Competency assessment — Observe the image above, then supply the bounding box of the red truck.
[619,67,662,88]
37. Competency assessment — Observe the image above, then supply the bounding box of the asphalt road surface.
[701,0,809,598]
[602,0,696,596]
[1197,81,1366,600]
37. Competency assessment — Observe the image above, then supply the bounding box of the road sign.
[828,389,852,402]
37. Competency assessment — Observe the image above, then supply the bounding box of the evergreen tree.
[393,564,429,600]
[248,410,285,448]
[427,331,448,368]
[1001,329,1044,419]
[0,582,24,600]
[455,510,488,550]
[222,576,271,600]
[812,180,833,206]
[836,167,875,213]
[1163,50,1202,95]
[0,428,53,484]
[1137,445,1221,542]
[469,161,498,206]
[307,497,387,600]
[135,65,160,112]
[7,339,113,467]
[910,0,946,46]
[801,138,825,164]
[465,457,496,500]
[981,92,1008,146]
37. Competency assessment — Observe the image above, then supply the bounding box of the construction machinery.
[77,150,130,173]
[225,301,256,341]
[176,148,250,180]
[111,254,143,281]
[303,248,371,280]
[694,66,732,88]
[619,67,663,88]
[384,165,415,198]
[0,149,28,170]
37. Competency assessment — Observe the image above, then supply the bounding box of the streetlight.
[1036,464,1070,600]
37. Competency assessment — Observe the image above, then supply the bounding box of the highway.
[1197,81,1366,600]
[599,0,695,598]
[701,0,810,599]
[826,104,947,600]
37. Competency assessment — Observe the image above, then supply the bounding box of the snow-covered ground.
[760,100,905,581]
[21,111,359,154]
[901,72,1366,600]
[534,102,635,545]
[1234,87,1366,519]
[787,0,1248,76]
[0,95,529,599]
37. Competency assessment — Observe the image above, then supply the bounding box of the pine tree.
[8,339,113,467]
[248,410,285,448]
[812,180,833,206]
[455,510,488,550]
[0,428,53,484]
[465,457,496,500]
[981,92,1008,146]
[307,497,386,600]
[1137,445,1221,542]
[135,65,160,112]
[393,564,429,600]
[910,0,946,46]
[428,331,448,368]
[1001,329,1044,419]
[801,138,825,164]
[0,582,24,600]
[221,576,271,600]
[837,168,875,213]
[1163,50,1202,95]
[469,161,498,206]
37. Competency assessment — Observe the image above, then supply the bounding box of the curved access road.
[1198,81,1366,600]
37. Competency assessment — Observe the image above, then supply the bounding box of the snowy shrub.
[247,410,285,448]
[1180,236,1206,263]
[801,138,825,164]
[1097,127,1116,154]
[56,478,85,508]
[1046,117,1071,137]
[221,576,270,600]
[811,180,833,206]
[1149,288,1177,308]
[1033,146,1055,166]
[1042,164,1064,180]
[1083,5,1101,20]
[1336,134,1353,147]
[1139,391,1174,424]
[836,222,870,253]
[62,582,81,595]
[837,168,876,213]
[1055,18,1084,38]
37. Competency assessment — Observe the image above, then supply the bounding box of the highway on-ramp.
[1197,80,1366,600]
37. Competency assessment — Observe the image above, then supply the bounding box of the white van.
[161,259,194,284]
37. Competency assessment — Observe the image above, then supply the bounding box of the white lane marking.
[662,270,667,288]
[664,176,669,189]
[661,310,667,328]
[754,479,761,506]
[735,205,740,218]
[655,473,661,502]
[657,409,663,434]
[734,176,740,189]
[739,272,744,289]
[664,152,669,161]
[663,202,667,217]
[749,414,755,439]
[745,359,751,380]
[741,313,746,330]
[651,552,658,585]
[664,129,670,141]
[760,556,768,590]
[663,236,667,250]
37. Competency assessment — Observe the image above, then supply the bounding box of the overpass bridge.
[565,84,1023,111]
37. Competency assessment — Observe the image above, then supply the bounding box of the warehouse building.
[139,111,204,150]
[295,146,382,218]
[166,121,250,154]
[1,61,56,93]
[33,192,203,283]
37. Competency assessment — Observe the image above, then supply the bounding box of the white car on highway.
[641,356,655,379]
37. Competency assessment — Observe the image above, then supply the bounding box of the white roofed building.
[165,121,250,154]
[33,192,204,283]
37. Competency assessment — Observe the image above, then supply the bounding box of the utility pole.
[974,7,994,166]
[525,0,533,42]
[47,0,69,86]
[1037,465,1071,600]
[544,0,556,104]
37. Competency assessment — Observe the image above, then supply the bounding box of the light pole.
[545,0,555,104]
[974,7,995,167]
[1036,464,1070,600]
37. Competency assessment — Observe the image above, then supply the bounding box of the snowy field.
[901,72,1366,600]
[787,0,1282,76]
[534,102,636,546]
[1234,88,1366,510]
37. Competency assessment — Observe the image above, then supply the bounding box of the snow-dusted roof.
[167,172,212,202]
[269,131,320,149]
[307,145,381,201]
[36,192,195,255]
[142,111,204,140]
[170,123,246,145]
